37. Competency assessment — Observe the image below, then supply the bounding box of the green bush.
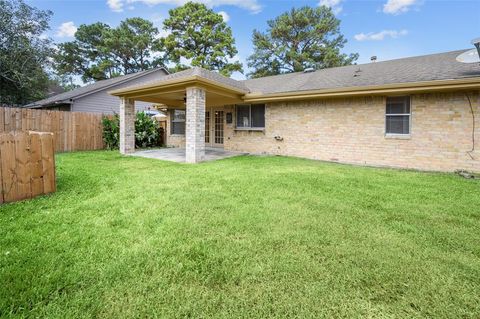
[102,114,120,150]
[102,112,161,150]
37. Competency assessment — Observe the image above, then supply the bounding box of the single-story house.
[110,49,480,172]
[25,67,169,114]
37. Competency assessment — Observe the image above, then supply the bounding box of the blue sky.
[29,0,480,80]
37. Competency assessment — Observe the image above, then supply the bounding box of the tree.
[0,0,53,105]
[54,18,165,83]
[247,6,358,78]
[162,2,243,76]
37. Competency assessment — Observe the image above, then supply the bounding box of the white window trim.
[385,97,411,136]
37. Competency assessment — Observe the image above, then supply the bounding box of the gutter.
[243,77,480,103]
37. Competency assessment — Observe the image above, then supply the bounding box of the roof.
[111,67,248,94]
[242,50,480,95]
[111,50,480,102]
[26,67,168,108]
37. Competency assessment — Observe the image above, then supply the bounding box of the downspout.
[465,92,476,160]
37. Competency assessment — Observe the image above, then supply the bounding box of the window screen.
[236,104,265,129]
[236,105,250,128]
[386,97,410,134]
[251,104,265,128]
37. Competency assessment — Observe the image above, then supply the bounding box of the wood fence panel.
[0,131,56,204]
[0,106,106,153]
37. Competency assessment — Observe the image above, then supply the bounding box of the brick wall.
[164,91,480,172]
[224,91,480,172]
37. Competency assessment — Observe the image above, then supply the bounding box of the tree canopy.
[162,1,243,76]
[54,18,165,83]
[247,6,358,78]
[0,0,53,105]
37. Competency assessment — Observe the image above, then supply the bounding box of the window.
[171,109,185,135]
[386,96,410,135]
[236,104,265,129]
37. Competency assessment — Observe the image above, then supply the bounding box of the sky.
[28,0,480,80]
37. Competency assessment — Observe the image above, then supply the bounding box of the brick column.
[185,87,205,163]
[119,97,135,154]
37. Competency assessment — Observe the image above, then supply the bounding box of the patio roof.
[109,67,248,107]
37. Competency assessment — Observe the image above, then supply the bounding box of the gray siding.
[71,69,168,114]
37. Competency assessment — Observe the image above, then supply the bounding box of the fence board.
[0,133,18,202]
[14,132,32,200]
[0,106,106,153]
[40,133,55,194]
[30,132,44,197]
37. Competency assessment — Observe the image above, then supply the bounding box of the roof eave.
[243,77,480,103]
[109,75,248,97]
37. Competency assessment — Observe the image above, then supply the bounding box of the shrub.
[135,111,160,148]
[102,112,161,150]
[102,114,120,150]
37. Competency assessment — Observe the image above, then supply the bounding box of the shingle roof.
[25,67,168,107]
[125,67,248,92]
[242,50,480,94]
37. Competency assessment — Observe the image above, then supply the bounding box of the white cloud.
[123,0,261,14]
[319,0,343,15]
[218,11,230,22]
[383,0,418,14]
[56,22,77,38]
[107,0,124,12]
[354,29,408,41]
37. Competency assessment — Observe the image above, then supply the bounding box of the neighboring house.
[25,68,169,114]
[110,49,480,172]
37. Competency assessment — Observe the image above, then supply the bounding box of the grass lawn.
[1,151,480,318]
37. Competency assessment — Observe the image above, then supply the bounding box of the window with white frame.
[385,96,410,135]
[171,109,185,135]
[236,104,265,129]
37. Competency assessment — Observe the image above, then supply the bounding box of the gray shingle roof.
[242,50,480,94]
[26,67,168,107]
[123,67,248,92]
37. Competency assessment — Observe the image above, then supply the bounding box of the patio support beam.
[119,97,135,154]
[185,87,205,163]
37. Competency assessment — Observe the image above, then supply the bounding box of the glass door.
[205,110,210,145]
[213,110,224,147]
[205,108,224,148]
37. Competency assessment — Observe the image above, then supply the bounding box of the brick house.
[110,50,480,172]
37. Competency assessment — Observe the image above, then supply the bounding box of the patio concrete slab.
[130,147,245,163]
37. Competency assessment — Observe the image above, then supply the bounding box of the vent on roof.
[456,37,480,63]
[370,56,377,62]
[303,67,315,73]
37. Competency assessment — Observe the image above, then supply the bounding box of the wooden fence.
[0,107,104,152]
[0,131,56,204]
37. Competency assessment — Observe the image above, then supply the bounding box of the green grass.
[1,151,480,318]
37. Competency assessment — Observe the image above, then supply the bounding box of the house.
[110,50,480,172]
[26,67,169,114]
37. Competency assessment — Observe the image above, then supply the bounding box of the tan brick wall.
[224,91,480,172]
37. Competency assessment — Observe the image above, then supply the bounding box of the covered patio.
[109,68,248,163]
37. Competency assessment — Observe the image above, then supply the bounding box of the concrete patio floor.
[130,147,245,163]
